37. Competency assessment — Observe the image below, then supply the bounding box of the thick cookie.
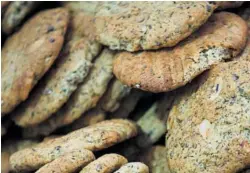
[80,154,128,173]
[166,61,250,173]
[1,8,69,115]
[22,48,114,137]
[10,119,137,172]
[113,12,248,92]
[114,162,149,173]
[36,149,95,173]
[2,1,40,34]
[12,35,101,127]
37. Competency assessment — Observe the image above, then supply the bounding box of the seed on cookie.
[113,162,149,173]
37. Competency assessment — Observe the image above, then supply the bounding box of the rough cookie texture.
[113,12,248,92]
[2,1,40,34]
[21,48,114,137]
[1,8,69,115]
[12,36,101,127]
[80,154,128,173]
[166,61,250,173]
[36,149,95,173]
[10,119,137,172]
[138,146,171,173]
[114,162,149,173]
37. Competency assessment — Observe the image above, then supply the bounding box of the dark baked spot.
[49,38,55,43]
[47,25,55,33]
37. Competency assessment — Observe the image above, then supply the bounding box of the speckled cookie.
[21,48,114,137]
[218,1,243,10]
[100,78,131,112]
[1,152,10,173]
[113,12,248,92]
[166,61,250,173]
[138,146,171,173]
[12,35,101,127]
[80,154,128,173]
[10,119,137,172]
[36,149,95,173]
[1,8,69,115]
[114,162,149,173]
[2,1,40,34]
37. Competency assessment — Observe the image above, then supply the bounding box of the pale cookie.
[22,48,114,137]
[94,2,218,51]
[10,119,137,172]
[218,1,243,10]
[12,37,101,127]
[1,8,69,115]
[113,12,248,92]
[138,146,171,173]
[2,1,40,34]
[36,149,95,173]
[100,78,131,112]
[166,61,250,173]
[114,162,149,173]
[1,152,10,173]
[80,154,128,173]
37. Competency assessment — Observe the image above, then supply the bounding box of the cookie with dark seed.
[1,8,69,115]
[114,162,149,173]
[113,12,248,92]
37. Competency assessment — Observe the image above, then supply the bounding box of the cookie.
[218,1,243,10]
[80,154,128,173]
[166,61,250,173]
[113,12,248,92]
[63,1,98,15]
[114,162,149,173]
[12,35,102,127]
[10,119,137,172]
[138,146,171,173]
[100,78,131,112]
[2,2,40,34]
[94,2,218,51]
[36,149,95,173]
[21,48,114,137]
[1,152,10,173]
[1,8,69,115]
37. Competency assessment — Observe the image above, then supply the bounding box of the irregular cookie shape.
[12,37,101,127]
[10,119,137,172]
[114,162,149,173]
[36,149,95,173]
[113,12,248,92]
[2,1,40,34]
[166,61,250,173]
[80,154,128,173]
[1,8,69,115]
[22,48,114,137]
[94,2,218,51]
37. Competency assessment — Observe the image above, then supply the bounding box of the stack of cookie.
[1,1,250,173]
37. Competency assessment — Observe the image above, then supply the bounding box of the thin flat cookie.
[114,162,149,173]
[113,12,248,92]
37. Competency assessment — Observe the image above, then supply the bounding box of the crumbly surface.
[100,79,131,112]
[1,152,10,173]
[217,1,243,10]
[114,162,149,173]
[10,119,137,172]
[22,48,114,137]
[2,1,40,34]
[1,8,69,115]
[35,149,95,173]
[138,146,171,173]
[113,12,248,92]
[80,154,128,173]
[12,36,101,127]
[166,61,250,173]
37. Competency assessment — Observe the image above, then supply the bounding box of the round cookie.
[1,8,69,115]
[2,1,40,34]
[114,162,149,173]
[166,61,250,173]
[113,12,248,92]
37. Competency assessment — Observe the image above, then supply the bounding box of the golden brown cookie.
[114,162,149,173]
[1,152,10,173]
[218,1,243,10]
[113,12,248,92]
[138,146,171,173]
[21,48,114,137]
[166,61,250,173]
[1,8,69,115]
[10,119,137,172]
[80,154,128,173]
[35,149,95,173]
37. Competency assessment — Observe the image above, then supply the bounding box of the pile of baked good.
[1,1,250,173]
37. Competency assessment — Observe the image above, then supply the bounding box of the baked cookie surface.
[114,162,149,173]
